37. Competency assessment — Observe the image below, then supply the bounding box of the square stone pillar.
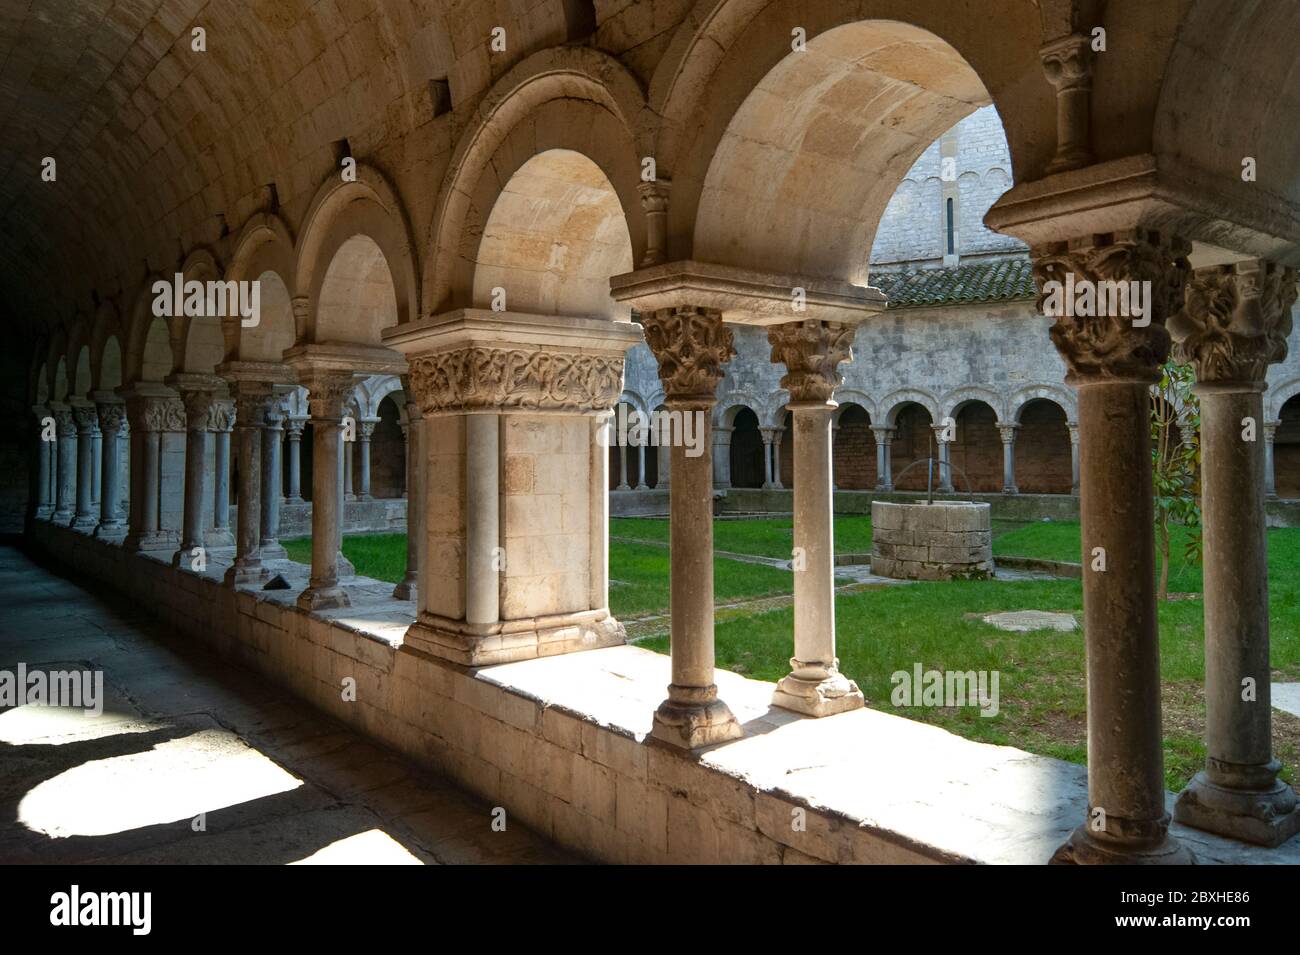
[385,309,639,666]
[285,344,406,611]
[1167,259,1300,846]
[768,320,864,718]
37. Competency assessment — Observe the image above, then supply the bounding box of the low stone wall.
[227,497,408,538]
[871,500,993,580]
[610,488,669,518]
[717,487,1080,522]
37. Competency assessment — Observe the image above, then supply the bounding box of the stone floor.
[0,545,575,865]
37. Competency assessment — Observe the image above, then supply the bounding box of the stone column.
[295,371,355,610]
[616,440,630,490]
[712,426,733,489]
[32,407,54,519]
[394,401,422,600]
[1168,259,1300,846]
[760,429,775,488]
[642,306,742,748]
[635,442,649,491]
[657,432,671,488]
[932,426,954,492]
[998,424,1019,494]
[872,426,894,491]
[209,400,235,547]
[1036,230,1193,864]
[50,404,75,523]
[172,384,216,567]
[772,427,785,489]
[343,429,356,502]
[224,383,274,586]
[1040,34,1094,174]
[1263,421,1279,499]
[71,401,99,530]
[91,430,102,507]
[769,320,864,717]
[465,413,500,626]
[356,419,375,500]
[92,398,127,539]
[1067,422,1080,494]
[260,400,287,560]
[284,419,305,502]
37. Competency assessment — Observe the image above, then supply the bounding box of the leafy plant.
[1151,360,1202,600]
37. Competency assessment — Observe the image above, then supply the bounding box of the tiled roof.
[871,256,1035,308]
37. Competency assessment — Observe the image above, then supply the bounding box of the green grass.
[282,519,1300,791]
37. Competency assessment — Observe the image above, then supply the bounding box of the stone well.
[871,500,993,580]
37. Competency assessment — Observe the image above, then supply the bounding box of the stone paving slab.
[0,546,576,865]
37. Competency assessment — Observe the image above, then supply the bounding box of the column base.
[1002,486,1019,495]
[403,610,624,665]
[392,575,417,601]
[338,552,355,577]
[772,671,865,718]
[874,484,893,493]
[72,515,97,532]
[52,509,74,524]
[1050,823,1195,865]
[285,495,305,505]
[259,540,287,561]
[123,531,178,553]
[224,560,270,588]
[93,522,126,542]
[207,528,235,548]
[297,582,350,611]
[1173,770,1300,848]
[650,693,743,750]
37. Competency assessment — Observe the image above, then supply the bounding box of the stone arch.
[619,388,651,418]
[882,388,940,426]
[1009,384,1076,424]
[47,329,69,402]
[649,2,1050,275]
[72,343,92,398]
[941,386,1005,424]
[946,397,1001,492]
[728,405,765,489]
[1151,2,1300,253]
[424,47,648,316]
[370,392,407,499]
[833,401,876,489]
[90,302,125,392]
[1276,392,1300,500]
[295,165,418,343]
[1015,397,1072,494]
[123,278,173,385]
[716,396,764,429]
[359,374,406,419]
[888,401,937,491]
[228,212,297,364]
[1266,377,1300,422]
[32,355,49,406]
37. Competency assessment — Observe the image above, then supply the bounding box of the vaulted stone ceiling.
[0,0,463,343]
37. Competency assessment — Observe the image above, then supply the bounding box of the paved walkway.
[0,546,575,865]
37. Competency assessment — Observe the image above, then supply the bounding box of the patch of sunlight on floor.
[0,703,154,745]
[18,728,303,837]
[288,829,426,865]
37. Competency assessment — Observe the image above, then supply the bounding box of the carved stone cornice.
[407,347,624,415]
[1032,230,1192,383]
[1168,260,1297,386]
[767,320,855,404]
[641,306,733,403]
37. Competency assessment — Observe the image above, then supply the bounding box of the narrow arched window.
[946,197,956,255]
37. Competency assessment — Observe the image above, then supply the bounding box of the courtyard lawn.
[282,519,1300,791]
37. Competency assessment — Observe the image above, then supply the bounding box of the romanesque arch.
[833,402,875,490]
[424,47,649,315]
[295,166,418,344]
[228,213,298,364]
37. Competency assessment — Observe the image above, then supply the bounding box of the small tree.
[1150,360,1201,600]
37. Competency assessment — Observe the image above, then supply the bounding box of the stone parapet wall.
[871,500,993,580]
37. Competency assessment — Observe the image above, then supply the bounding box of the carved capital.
[95,402,126,434]
[208,399,236,433]
[1040,33,1093,94]
[641,306,733,403]
[299,372,356,421]
[71,404,99,434]
[181,390,217,431]
[997,424,1018,444]
[407,348,624,415]
[1169,259,1296,385]
[52,407,75,437]
[767,320,855,403]
[1033,230,1191,383]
